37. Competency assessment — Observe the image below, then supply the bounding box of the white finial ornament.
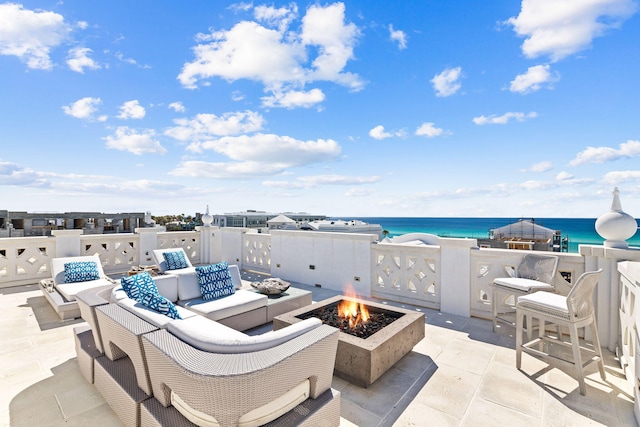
[595,187,638,249]
[202,205,213,227]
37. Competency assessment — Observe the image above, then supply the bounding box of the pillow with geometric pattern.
[63,261,101,283]
[120,272,159,302]
[162,250,189,270]
[195,262,235,301]
[138,291,182,319]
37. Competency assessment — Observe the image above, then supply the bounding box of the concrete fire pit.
[273,295,425,387]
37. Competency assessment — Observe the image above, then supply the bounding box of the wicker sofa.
[74,263,341,427]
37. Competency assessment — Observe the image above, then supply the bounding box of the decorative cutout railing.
[0,237,54,287]
[242,233,271,272]
[80,234,140,274]
[371,244,441,309]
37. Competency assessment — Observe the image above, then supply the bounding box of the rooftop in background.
[212,211,327,228]
[0,210,146,238]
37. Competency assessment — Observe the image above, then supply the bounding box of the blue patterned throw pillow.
[63,261,100,283]
[163,250,189,270]
[196,262,235,301]
[139,291,182,319]
[120,272,159,302]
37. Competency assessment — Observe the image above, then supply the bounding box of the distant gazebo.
[267,214,297,230]
[489,219,559,250]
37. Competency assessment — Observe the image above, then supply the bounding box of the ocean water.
[347,217,640,253]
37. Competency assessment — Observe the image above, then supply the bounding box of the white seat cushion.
[517,291,568,313]
[493,277,554,293]
[56,278,115,302]
[179,289,267,321]
[167,315,247,346]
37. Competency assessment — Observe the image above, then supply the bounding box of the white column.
[196,225,221,265]
[580,244,640,351]
[439,238,478,317]
[51,229,83,257]
[135,226,163,266]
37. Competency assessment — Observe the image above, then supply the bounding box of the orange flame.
[338,285,370,328]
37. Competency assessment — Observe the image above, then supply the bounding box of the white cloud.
[509,64,558,94]
[506,0,638,61]
[261,88,325,109]
[415,122,443,138]
[115,52,136,65]
[523,161,553,172]
[178,3,363,106]
[570,140,640,165]
[171,133,342,179]
[263,174,380,189]
[165,110,265,145]
[103,127,167,155]
[254,3,298,33]
[66,46,100,73]
[473,111,538,125]
[603,170,640,185]
[556,171,574,181]
[0,3,71,70]
[199,133,340,164]
[431,67,462,97]
[389,24,407,50]
[168,102,186,113]
[369,125,398,140]
[0,161,48,187]
[345,188,372,197]
[117,100,146,120]
[62,97,102,119]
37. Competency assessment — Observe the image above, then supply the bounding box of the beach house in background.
[485,218,568,252]
[0,210,146,237]
[211,210,326,228]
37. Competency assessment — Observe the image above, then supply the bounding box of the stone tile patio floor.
[1,274,636,426]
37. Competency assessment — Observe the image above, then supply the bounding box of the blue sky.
[1,0,639,218]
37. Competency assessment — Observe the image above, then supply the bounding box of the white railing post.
[196,225,220,265]
[440,238,478,317]
[580,244,640,352]
[135,226,164,266]
[51,229,84,257]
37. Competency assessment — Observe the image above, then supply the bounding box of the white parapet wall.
[269,229,378,296]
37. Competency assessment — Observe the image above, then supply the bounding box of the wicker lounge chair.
[40,253,116,320]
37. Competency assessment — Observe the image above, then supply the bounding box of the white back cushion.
[167,317,321,354]
[51,254,105,285]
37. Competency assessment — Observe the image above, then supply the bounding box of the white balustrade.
[371,243,441,309]
[242,232,271,273]
[0,237,54,287]
[80,233,140,274]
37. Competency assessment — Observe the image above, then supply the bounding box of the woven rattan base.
[74,325,103,384]
[94,355,150,427]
